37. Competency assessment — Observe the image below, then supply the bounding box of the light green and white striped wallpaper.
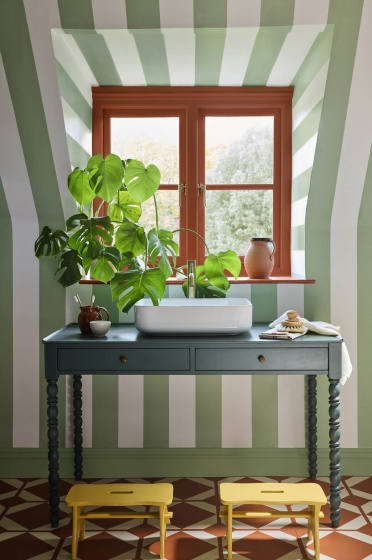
[0,0,371,477]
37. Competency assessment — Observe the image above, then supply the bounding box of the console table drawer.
[195,348,328,371]
[58,348,190,372]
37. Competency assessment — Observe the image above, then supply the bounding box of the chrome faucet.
[187,260,196,299]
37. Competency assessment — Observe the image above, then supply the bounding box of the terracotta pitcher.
[244,238,276,279]
[78,305,110,335]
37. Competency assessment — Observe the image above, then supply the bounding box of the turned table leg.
[47,378,60,528]
[308,375,317,479]
[73,375,83,481]
[329,378,341,528]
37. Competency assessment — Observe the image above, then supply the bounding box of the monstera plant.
[34,154,241,312]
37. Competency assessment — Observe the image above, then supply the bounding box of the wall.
[0,0,371,477]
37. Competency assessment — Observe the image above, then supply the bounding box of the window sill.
[79,276,315,285]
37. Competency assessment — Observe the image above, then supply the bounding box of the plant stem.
[95,200,105,217]
[172,228,210,254]
[89,201,93,219]
[153,194,159,232]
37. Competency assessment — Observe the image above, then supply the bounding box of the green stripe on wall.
[92,376,119,448]
[195,29,226,86]
[305,0,363,322]
[92,284,119,324]
[144,376,169,447]
[0,177,13,448]
[57,0,95,29]
[71,32,122,86]
[292,27,334,106]
[56,61,92,130]
[126,0,161,29]
[243,27,291,86]
[292,99,323,154]
[292,224,305,251]
[196,376,222,447]
[357,146,372,447]
[260,0,295,27]
[250,285,278,448]
[292,168,313,203]
[67,134,91,170]
[194,0,227,28]
[132,31,170,86]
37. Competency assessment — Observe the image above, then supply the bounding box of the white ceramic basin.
[134,298,252,335]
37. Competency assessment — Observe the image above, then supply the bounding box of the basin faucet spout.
[187,260,196,299]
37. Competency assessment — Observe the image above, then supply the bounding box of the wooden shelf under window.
[79,277,315,285]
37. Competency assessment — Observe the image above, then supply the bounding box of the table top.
[44,323,343,347]
[66,483,173,507]
[219,483,327,506]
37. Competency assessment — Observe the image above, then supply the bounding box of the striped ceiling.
[52,24,330,88]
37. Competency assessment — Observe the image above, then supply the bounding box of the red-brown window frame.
[92,86,293,276]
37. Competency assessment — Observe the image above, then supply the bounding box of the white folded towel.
[269,312,352,385]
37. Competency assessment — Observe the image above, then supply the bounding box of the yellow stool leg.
[71,506,79,560]
[159,505,165,559]
[308,505,313,541]
[227,504,233,560]
[313,505,321,560]
[79,507,85,541]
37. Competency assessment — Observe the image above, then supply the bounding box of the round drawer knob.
[120,356,127,364]
[258,355,265,363]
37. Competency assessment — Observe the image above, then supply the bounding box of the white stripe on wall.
[222,375,252,448]
[160,0,194,28]
[291,250,305,278]
[163,30,196,86]
[294,0,329,26]
[61,98,92,155]
[118,376,144,447]
[330,0,372,448]
[292,134,317,179]
[52,30,98,106]
[277,284,305,448]
[219,28,259,87]
[24,0,76,221]
[227,0,261,27]
[169,376,195,447]
[92,0,128,29]
[267,26,325,87]
[98,31,146,86]
[291,197,308,228]
[293,60,329,131]
[0,55,40,448]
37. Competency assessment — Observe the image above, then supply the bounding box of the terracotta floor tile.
[307,531,372,560]
[143,530,217,560]
[227,530,298,560]
[0,532,55,560]
[63,531,137,560]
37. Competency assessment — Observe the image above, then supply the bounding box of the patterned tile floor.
[1,476,372,559]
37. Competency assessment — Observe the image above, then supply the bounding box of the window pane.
[139,191,180,244]
[111,117,179,184]
[205,190,273,256]
[205,116,273,184]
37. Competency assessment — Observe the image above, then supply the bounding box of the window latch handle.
[198,183,206,207]
[178,183,186,206]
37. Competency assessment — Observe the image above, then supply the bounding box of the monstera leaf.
[111,268,166,313]
[124,160,161,203]
[68,216,114,259]
[55,250,84,287]
[90,246,122,284]
[115,218,147,257]
[87,153,124,202]
[148,228,178,278]
[108,191,142,222]
[68,168,96,206]
[204,250,241,290]
[34,226,69,258]
[182,265,226,299]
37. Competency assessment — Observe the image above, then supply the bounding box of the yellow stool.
[219,483,327,560]
[65,483,173,559]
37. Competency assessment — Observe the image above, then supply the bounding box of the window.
[93,87,293,276]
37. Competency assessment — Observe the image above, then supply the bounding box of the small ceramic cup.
[90,320,111,337]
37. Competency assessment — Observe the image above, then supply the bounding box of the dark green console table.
[43,323,343,528]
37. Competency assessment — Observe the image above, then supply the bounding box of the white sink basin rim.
[134,298,252,335]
